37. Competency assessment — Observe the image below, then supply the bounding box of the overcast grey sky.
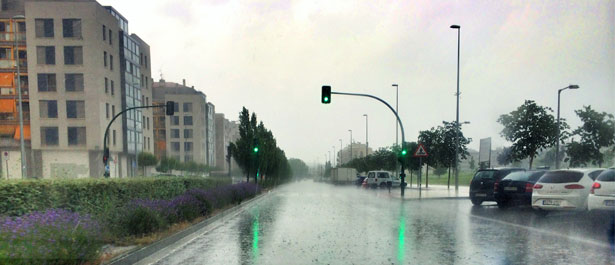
[100,0,614,164]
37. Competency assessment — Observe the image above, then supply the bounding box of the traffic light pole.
[331,91,407,196]
[103,104,168,178]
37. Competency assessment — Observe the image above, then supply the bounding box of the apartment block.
[153,79,215,166]
[0,0,154,178]
[214,113,239,172]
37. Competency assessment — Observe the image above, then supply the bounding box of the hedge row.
[0,177,230,217]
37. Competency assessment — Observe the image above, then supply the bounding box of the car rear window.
[473,171,496,180]
[527,171,547,182]
[588,170,604,180]
[596,170,615,182]
[502,171,530,181]
[538,171,584,183]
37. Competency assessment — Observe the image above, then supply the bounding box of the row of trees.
[136,152,211,175]
[229,107,292,186]
[498,101,614,168]
[342,121,472,185]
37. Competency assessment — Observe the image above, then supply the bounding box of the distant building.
[153,79,214,166]
[205,102,215,166]
[214,114,239,172]
[337,142,372,165]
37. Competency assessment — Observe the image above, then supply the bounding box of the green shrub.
[0,177,230,217]
[120,206,167,236]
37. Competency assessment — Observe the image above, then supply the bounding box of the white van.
[365,171,401,188]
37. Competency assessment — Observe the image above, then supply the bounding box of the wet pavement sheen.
[152,180,614,265]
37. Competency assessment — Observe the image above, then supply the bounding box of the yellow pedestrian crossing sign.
[413,144,428,157]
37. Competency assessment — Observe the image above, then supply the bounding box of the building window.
[64,46,83,65]
[171,142,180,152]
[145,55,148,68]
[173,102,179,113]
[108,29,112,45]
[37,74,56,92]
[183,116,193,126]
[112,105,115,117]
[103,51,107,67]
[106,103,109,119]
[109,55,113,70]
[102,25,106,40]
[146,97,149,106]
[183,102,192,112]
[67,127,86,146]
[171,129,180,139]
[147,117,150,130]
[39,100,57,118]
[111,80,114,95]
[0,48,8,59]
[65,74,84,92]
[66,100,85,119]
[113,129,116,146]
[62,19,81,38]
[171,116,179,126]
[184,129,193,139]
[104,77,108,93]
[36,46,55,64]
[184,155,193,162]
[35,19,54,38]
[41,127,59,146]
[184,142,193,152]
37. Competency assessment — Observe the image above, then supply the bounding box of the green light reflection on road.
[397,203,407,263]
[252,210,260,261]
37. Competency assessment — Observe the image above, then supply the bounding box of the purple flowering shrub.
[0,209,102,264]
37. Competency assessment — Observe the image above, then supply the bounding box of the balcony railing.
[0,33,26,42]
[0,59,27,69]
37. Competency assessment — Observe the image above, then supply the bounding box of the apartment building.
[153,79,214,166]
[337,142,373,165]
[0,1,29,179]
[214,113,239,172]
[0,0,154,178]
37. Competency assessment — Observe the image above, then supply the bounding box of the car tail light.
[564,184,584,189]
[494,181,500,192]
[533,184,543,189]
[590,182,601,194]
[525,183,533,192]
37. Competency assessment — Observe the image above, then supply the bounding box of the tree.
[468,156,476,170]
[565,106,615,167]
[433,167,447,176]
[288,158,309,178]
[157,156,179,173]
[497,147,513,166]
[497,100,567,169]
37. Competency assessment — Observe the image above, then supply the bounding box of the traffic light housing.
[253,138,259,153]
[103,148,109,164]
[166,101,175,116]
[321,86,331,104]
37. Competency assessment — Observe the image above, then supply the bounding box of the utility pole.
[450,24,461,192]
[13,15,26,179]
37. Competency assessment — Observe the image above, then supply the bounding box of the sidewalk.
[386,184,469,200]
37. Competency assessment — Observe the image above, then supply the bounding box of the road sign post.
[413,144,429,193]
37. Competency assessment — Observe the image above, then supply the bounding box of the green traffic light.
[324,96,329,102]
[253,147,259,153]
[401,150,407,156]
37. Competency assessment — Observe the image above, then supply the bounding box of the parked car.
[588,169,615,211]
[469,168,525,205]
[494,170,547,208]
[364,171,400,188]
[532,168,605,213]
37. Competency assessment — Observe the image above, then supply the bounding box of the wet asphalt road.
[150,180,615,265]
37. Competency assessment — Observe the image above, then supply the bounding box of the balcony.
[0,32,26,42]
[0,59,27,69]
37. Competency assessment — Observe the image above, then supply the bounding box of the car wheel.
[471,197,483,206]
[496,200,508,209]
[379,182,387,188]
[534,209,548,217]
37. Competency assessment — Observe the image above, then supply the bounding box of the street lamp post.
[339,139,343,165]
[348,130,353,161]
[363,114,368,157]
[392,84,398,177]
[332,146,336,167]
[556,84,580,169]
[13,15,26,179]
[450,24,461,192]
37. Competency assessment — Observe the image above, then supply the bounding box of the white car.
[532,168,604,212]
[588,169,615,211]
[365,171,401,188]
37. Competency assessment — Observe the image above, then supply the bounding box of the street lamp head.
[392,84,398,87]
[450,25,460,29]
[568,84,580,89]
[363,114,367,117]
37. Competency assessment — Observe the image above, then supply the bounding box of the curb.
[107,190,272,265]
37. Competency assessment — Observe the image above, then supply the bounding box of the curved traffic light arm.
[102,103,172,178]
[330,91,408,196]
